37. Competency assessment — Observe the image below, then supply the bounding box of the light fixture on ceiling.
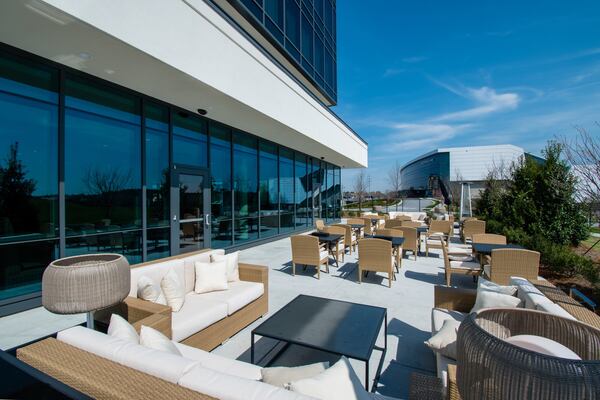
[78,52,92,60]
[197,108,207,116]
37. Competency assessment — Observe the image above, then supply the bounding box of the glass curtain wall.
[311,158,321,220]
[327,163,335,221]
[259,141,279,238]
[64,75,142,264]
[0,52,59,302]
[233,132,258,243]
[145,102,170,261]
[294,153,309,228]
[320,162,327,220]
[279,148,294,232]
[210,123,232,248]
[334,166,341,219]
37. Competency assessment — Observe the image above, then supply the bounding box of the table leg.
[365,360,369,391]
[251,332,255,364]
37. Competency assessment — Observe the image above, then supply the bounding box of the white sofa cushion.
[195,281,264,315]
[471,291,522,313]
[194,260,229,294]
[171,293,228,342]
[107,314,139,344]
[174,341,262,381]
[505,335,581,359]
[425,319,461,360]
[57,326,198,383]
[431,308,467,334]
[161,268,186,312]
[137,276,166,305]
[140,325,182,356]
[178,364,314,400]
[212,251,240,282]
[478,277,517,296]
[536,302,577,320]
[129,259,185,298]
[182,249,225,293]
[510,277,552,309]
[288,356,370,400]
[261,362,329,387]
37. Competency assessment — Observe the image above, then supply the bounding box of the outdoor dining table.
[350,223,364,237]
[472,242,524,267]
[310,232,344,267]
[373,235,405,268]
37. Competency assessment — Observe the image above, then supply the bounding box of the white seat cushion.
[431,308,467,334]
[536,302,577,320]
[178,364,313,400]
[449,260,480,270]
[175,342,262,380]
[140,325,182,356]
[171,293,228,342]
[447,247,472,254]
[510,277,552,309]
[195,281,264,315]
[471,291,522,313]
[505,335,581,359]
[57,326,198,383]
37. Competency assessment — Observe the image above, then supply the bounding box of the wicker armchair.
[461,219,485,243]
[402,220,422,228]
[384,219,403,229]
[315,219,325,231]
[425,220,452,256]
[471,233,506,245]
[395,215,412,221]
[333,223,357,256]
[357,238,394,288]
[484,248,540,285]
[441,236,481,286]
[375,228,404,270]
[362,217,375,236]
[322,225,346,263]
[394,226,418,260]
[290,235,329,279]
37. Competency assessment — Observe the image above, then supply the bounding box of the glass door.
[171,170,210,254]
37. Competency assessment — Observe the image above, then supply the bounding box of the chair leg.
[446,271,451,286]
[389,273,392,288]
[317,264,320,279]
[292,262,295,276]
[358,265,362,284]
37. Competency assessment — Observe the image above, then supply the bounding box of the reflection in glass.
[173,113,207,168]
[280,148,294,232]
[210,123,232,247]
[259,141,279,238]
[233,132,258,243]
[179,174,205,252]
[334,167,341,219]
[65,231,142,265]
[311,159,321,219]
[327,164,335,221]
[145,102,169,228]
[65,76,141,238]
[0,240,59,301]
[295,153,309,228]
[147,228,170,261]
[320,162,327,220]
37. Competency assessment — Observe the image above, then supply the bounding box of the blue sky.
[333,0,600,191]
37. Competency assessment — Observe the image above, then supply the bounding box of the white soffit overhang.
[0,0,367,168]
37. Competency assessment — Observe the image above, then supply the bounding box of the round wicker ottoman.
[42,254,130,327]
[456,308,600,400]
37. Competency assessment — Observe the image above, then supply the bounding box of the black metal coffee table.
[251,294,387,391]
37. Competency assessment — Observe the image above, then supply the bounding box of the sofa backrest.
[129,249,225,297]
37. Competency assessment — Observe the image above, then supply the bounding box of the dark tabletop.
[252,294,386,361]
[373,235,405,247]
[417,226,428,233]
[310,232,343,243]
[350,224,364,229]
[472,243,524,254]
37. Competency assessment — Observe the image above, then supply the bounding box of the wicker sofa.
[430,278,598,399]
[115,249,268,351]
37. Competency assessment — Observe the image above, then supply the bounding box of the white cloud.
[402,56,427,63]
[381,123,473,151]
[433,87,520,122]
[383,68,405,78]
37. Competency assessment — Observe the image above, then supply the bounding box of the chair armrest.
[447,364,461,400]
[131,312,172,339]
[122,296,171,323]
[434,286,477,313]
[239,263,268,286]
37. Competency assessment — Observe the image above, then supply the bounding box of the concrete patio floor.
[0,229,476,399]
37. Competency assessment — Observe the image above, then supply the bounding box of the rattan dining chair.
[357,238,394,288]
[395,215,412,221]
[375,228,404,271]
[425,220,452,256]
[362,217,375,236]
[472,233,507,245]
[384,219,403,229]
[394,226,418,260]
[315,219,325,231]
[322,225,346,263]
[290,235,329,279]
[461,219,486,243]
[401,220,422,228]
[333,223,357,256]
[346,218,366,239]
[441,236,481,286]
[484,248,540,285]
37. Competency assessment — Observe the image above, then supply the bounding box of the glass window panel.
[301,14,314,63]
[325,51,334,88]
[173,113,207,168]
[0,92,58,243]
[314,0,324,20]
[335,167,341,219]
[324,0,332,33]
[145,102,169,229]
[259,141,278,238]
[210,123,232,247]
[241,0,263,21]
[265,0,283,27]
[233,132,258,243]
[320,162,327,219]
[279,147,294,232]
[327,164,335,221]
[285,0,301,47]
[146,227,170,261]
[311,159,321,219]
[65,230,142,265]
[295,153,309,228]
[0,240,59,301]
[265,18,285,44]
[315,35,324,77]
[0,50,58,103]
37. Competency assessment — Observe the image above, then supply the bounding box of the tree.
[561,125,600,206]
[353,170,368,212]
[387,161,402,211]
[83,166,132,219]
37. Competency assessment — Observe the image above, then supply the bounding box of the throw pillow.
[287,357,370,400]
[161,269,186,312]
[211,251,240,282]
[194,260,228,294]
[261,362,329,387]
[424,319,461,359]
[137,276,167,305]
[471,290,522,313]
[107,314,139,343]
[505,335,581,360]
[139,325,182,356]
[478,277,517,296]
